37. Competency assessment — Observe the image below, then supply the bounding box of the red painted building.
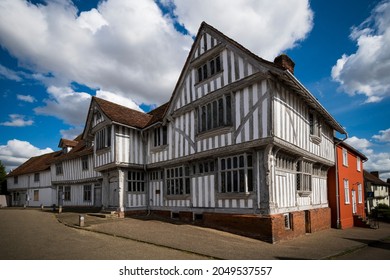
[328,140,367,229]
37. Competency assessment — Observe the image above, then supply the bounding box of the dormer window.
[197,55,222,83]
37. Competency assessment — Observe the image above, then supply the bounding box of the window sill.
[165,194,191,200]
[96,147,111,154]
[196,126,233,141]
[151,144,168,153]
[216,192,253,199]
[194,71,224,88]
[310,135,321,145]
[297,191,311,197]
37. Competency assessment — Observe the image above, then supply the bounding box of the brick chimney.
[370,171,379,178]
[274,54,295,75]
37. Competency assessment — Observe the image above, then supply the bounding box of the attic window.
[197,55,222,83]
[154,126,168,147]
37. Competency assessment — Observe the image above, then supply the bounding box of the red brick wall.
[307,207,331,232]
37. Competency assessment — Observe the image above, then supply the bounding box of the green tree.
[0,160,7,195]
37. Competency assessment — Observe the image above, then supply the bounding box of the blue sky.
[0,0,389,179]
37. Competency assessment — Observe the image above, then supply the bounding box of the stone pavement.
[56,210,390,260]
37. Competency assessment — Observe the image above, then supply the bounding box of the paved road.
[0,209,209,260]
[334,237,390,260]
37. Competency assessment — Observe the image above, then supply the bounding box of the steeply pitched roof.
[164,21,346,135]
[51,139,93,163]
[7,151,61,177]
[146,102,170,126]
[364,170,390,186]
[93,97,152,129]
[58,138,78,148]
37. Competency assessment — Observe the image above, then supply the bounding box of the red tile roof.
[94,97,152,129]
[7,151,61,177]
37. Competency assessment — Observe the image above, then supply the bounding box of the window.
[309,112,321,143]
[344,179,350,204]
[64,186,71,201]
[128,171,145,192]
[83,185,92,201]
[358,183,363,203]
[357,156,361,171]
[154,126,168,147]
[82,156,89,170]
[219,154,253,193]
[194,160,215,175]
[14,176,18,184]
[96,126,112,150]
[198,94,232,133]
[34,173,40,182]
[342,148,348,166]
[197,55,222,83]
[296,160,312,194]
[94,110,103,126]
[33,190,39,201]
[150,170,163,181]
[165,166,190,195]
[55,163,63,175]
[284,213,292,230]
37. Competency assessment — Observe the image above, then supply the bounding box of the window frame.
[357,156,361,172]
[296,160,313,196]
[197,94,232,134]
[55,162,63,175]
[358,183,363,203]
[197,55,222,83]
[344,179,350,204]
[83,185,92,202]
[127,171,145,193]
[96,126,112,151]
[64,186,71,201]
[165,166,191,196]
[13,176,18,184]
[342,148,348,166]
[81,155,89,171]
[218,153,253,194]
[34,173,40,182]
[153,126,168,147]
[309,111,322,144]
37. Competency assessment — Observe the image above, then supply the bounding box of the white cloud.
[0,64,22,81]
[332,1,390,103]
[34,86,91,126]
[60,126,83,141]
[96,90,143,112]
[345,135,390,181]
[0,114,34,127]
[373,128,390,143]
[0,139,53,172]
[165,0,314,60]
[0,0,314,113]
[17,94,36,103]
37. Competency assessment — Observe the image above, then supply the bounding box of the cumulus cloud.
[345,135,390,180]
[0,114,34,127]
[332,0,390,103]
[164,0,313,60]
[0,0,313,112]
[0,139,53,171]
[17,94,36,103]
[60,126,84,141]
[96,90,143,112]
[34,86,92,126]
[373,128,390,143]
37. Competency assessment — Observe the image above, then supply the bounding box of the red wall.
[328,145,365,229]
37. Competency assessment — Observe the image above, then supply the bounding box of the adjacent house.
[50,137,102,208]
[7,151,61,207]
[5,22,349,243]
[364,171,390,214]
[328,140,367,229]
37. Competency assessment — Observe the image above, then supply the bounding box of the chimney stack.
[274,54,295,75]
[370,171,379,178]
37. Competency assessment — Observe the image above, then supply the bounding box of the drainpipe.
[334,132,348,229]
